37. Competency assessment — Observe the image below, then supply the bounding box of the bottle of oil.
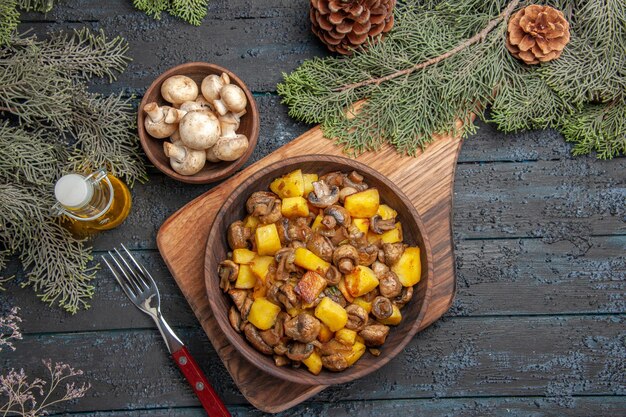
[53,169,132,236]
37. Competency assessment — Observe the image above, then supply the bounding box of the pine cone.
[506,5,570,65]
[310,0,396,55]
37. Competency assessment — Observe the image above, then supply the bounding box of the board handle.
[172,346,231,417]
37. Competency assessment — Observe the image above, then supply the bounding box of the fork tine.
[121,244,157,289]
[103,255,138,299]
[108,250,142,295]
[114,248,148,290]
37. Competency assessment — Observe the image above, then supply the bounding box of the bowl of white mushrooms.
[138,62,259,184]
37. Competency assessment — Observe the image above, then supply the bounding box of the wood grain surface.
[2,1,624,416]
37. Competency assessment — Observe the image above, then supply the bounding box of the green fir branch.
[0,0,20,47]
[133,0,169,20]
[16,0,58,13]
[169,0,208,26]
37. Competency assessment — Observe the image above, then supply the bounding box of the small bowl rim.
[204,154,434,385]
[138,62,260,184]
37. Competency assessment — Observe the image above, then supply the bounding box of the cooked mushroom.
[361,287,380,302]
[343,171,368,191]
[306,233,334,262]
[319,171,344,187]
[347,225,368,248]
[274,355,290,367]
[324,205,351,228]
[324,265,342,286]
[275,247,296,281]
[345,304,368,332]
[241,297,253,321]
[371,296,393,320]
[319,339,352,356]
[358,244,379,266]
[381,243,405,266]
[332,244,359,274]
[393,286,413,308]
[246,191,282,224]
[370,215,396,234]
[286,342,314,361]
[358,324,390,347]
[338,186,357,202]
[284,313,321,343]
[260,327,282,347]
[275,217,291,245]
[218,260,238,291]
[322,353,349,372]
[330,226,349,246]
[324,286,347,307]
[321,215,336,230]
[228,288,248,312]
[228,306,242,332]
[307,180,340,208]
[243,323,273,355]
[371,261,390,278]
[378,271,402,298]
[273,342,288,356]
[277,283,298,310]
[287,217,311,242]
[227,220,250,250]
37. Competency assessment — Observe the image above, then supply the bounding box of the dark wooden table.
[3,1,625,416]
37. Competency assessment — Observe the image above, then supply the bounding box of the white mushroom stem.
[163,141,207,175]
[164,107,187,124]
[143,102,179,139]
[214,84,247,115]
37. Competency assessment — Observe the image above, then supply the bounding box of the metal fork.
[103,245,231,417]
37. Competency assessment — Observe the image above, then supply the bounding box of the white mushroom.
[213,84,247,116]
[163,141,206,175]
[170,130,181,144]
[179,111,221,150]
[164,107,186,124]
[206,146,221,162]
[161,75,198,105]
[212,113,249,161]
[143,102,178,139]
[201,73,229,102]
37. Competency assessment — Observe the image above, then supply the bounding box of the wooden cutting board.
[157,124,461,413]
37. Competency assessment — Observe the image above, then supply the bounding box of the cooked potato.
[255,223,281,256]
[232,248,256,264]
[378,304,402,325]
[336,328,357,346]
[369,222,402,244]
[281,196,309,218]
[295,271,327,304]
[344,188,380,218]
[294,247,330,274]
[311,214,324,231]
[243,215,260,232]
[248,298,281,330]
[344,341,366,366]
[392,246,421,286]
[352,218,370,234]
[315,297,348,332]
[252,280,268,300]
[352,296,372,313]
[302,173,319,195]
[234,264,256,289]
[270,169,304,198]
[302,350,322,375]
[344,265,379,297]
[317,322,334,343]
[250,255,275,283]
[377,204,397,220]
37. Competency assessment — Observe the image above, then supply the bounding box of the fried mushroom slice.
[393,286,413,308]
[288,217,312,242]
[325,265,342,286]
[371,296,394,320]
[259,199,282,224]
[369,215,396,234]
[307,233,334,262]
[319,339,352,356]
[275,247,296,281]
[381,243,405,266]
[338,186,357,202]
[322,353,349,372]
[345,304,368,332]
[378,271,403,298]
[358,324,390,347]
[228,288,248,312]
[243,323,273,355]
[371,261,390,278]
[219,260,238,291]
[358,244,379,266]
[228,306,242,333]
[343,171,368,191]
[308,180,340,208]
[274,355,290,367]
[277,282,298,310]
[324,205,351,228]
[227,221,250,250]
[284,313,321,343]
[286,342,314,361]
[332,244,359,274]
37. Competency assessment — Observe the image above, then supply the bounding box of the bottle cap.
[54,173,93,209]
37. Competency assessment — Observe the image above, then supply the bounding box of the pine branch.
[16,0,57,13]
[133,0,169,20]
[169,0,208,26]
[0,0,20,46]
[335,0,521,92]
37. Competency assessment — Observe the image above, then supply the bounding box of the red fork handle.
[172,346,231,417]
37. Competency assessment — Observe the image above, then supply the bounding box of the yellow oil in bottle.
[54,170,132,237]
